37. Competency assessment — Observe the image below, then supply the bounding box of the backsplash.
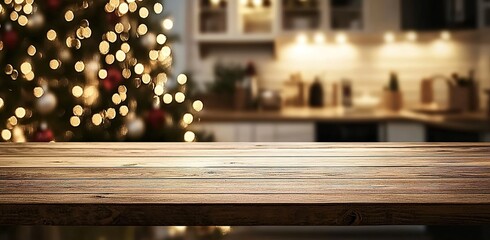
[190,37,490,108]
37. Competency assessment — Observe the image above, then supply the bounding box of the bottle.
[341,79,353,108]
[389,72,400,92]
[244,62,259,109]
[309,77,324,108]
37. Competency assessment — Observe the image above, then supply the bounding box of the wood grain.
[0,143,489,226]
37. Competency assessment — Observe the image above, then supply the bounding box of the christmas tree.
[0,0,202,142]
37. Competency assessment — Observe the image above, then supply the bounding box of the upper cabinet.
[480,0,490,29]
[281,0,324,31]
[401,0,478,31]
[194,0,485,42]
[197,0,228,34]
[330,0,364,31]
[238,0,276,34]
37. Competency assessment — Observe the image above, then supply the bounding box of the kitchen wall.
[191,37,489,107]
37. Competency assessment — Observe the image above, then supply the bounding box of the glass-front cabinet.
[195,0,277,41]
[281,0,323,31]
[198,0,228,34]
[194,0,367,41]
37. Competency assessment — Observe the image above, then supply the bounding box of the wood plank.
[0,193,488,204]
[0,179,488,194]
[1,167,489,179]
[1,204,489,226]
[1,156,490,167]
[1,143,489,157]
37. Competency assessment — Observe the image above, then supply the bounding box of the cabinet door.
[275,123,315,142]
[364,0,401,32]
[401,0,477,30]
[383,123,425,142]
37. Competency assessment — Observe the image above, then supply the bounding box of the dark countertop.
[197,108,490,132]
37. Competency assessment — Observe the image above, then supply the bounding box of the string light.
[177,74,187,85]
[15,107,26,118]
[1,129,12,141]
[184,131,195,142]
[183,113,194,124]
[193,100,204,112]
[162,18,173,30]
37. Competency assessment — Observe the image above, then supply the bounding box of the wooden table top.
[0,143,489,226]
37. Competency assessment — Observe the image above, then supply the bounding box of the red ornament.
[2,30,19,50]
[102,67,123,92]
[46,0,61,11]
[146,108,166,129]
[33,128,55,142]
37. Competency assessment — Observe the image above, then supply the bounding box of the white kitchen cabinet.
[382,122,426,142]
[196,122,315,142]
[275,123,315,142]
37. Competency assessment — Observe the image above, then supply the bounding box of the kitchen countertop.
[197,108,490,132]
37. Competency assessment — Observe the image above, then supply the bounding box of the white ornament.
[126,117,145,139]
[36,92,57,115]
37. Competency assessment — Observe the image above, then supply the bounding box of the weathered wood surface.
[0,143,489,226]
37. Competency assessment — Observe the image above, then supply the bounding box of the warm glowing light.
[441,31,451,41]
[1,129,12,141]
[184,131,195,142]
[183,113,194,124]
[154,3,163,14]
[175,92,185,103]
[406,32,417,42]
[73,105,84,116]
[70,116,81,127]
[74,61,85,72]
[98,69,108,79]
[296,33,308,45]
[116,50,126,62]
[15,107,26,118]
[154,85,164,96]
[72,86,84,98]
[27,45,36,56]
[47,29,57,41]
[137,24,148,35]
[163,93,173,104]
[193,100,204,112]
[314,33,326,44]
[118,2,129,15]
[162,18,174,30]
[0,98,3,109]
[34,87,44,98]
[65,10,74,21]
[92,113,103,126]
[119,105,129,116]
[20,62,32,74]
[49,59,60,70]
[177,74,187,85]
[112,93,122,105]
[156,34,167,45]
[107,108,116,119]
[134,63,144,75]
[139,7,149,18]
[384,32,395,43]
[335,33,347,44]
